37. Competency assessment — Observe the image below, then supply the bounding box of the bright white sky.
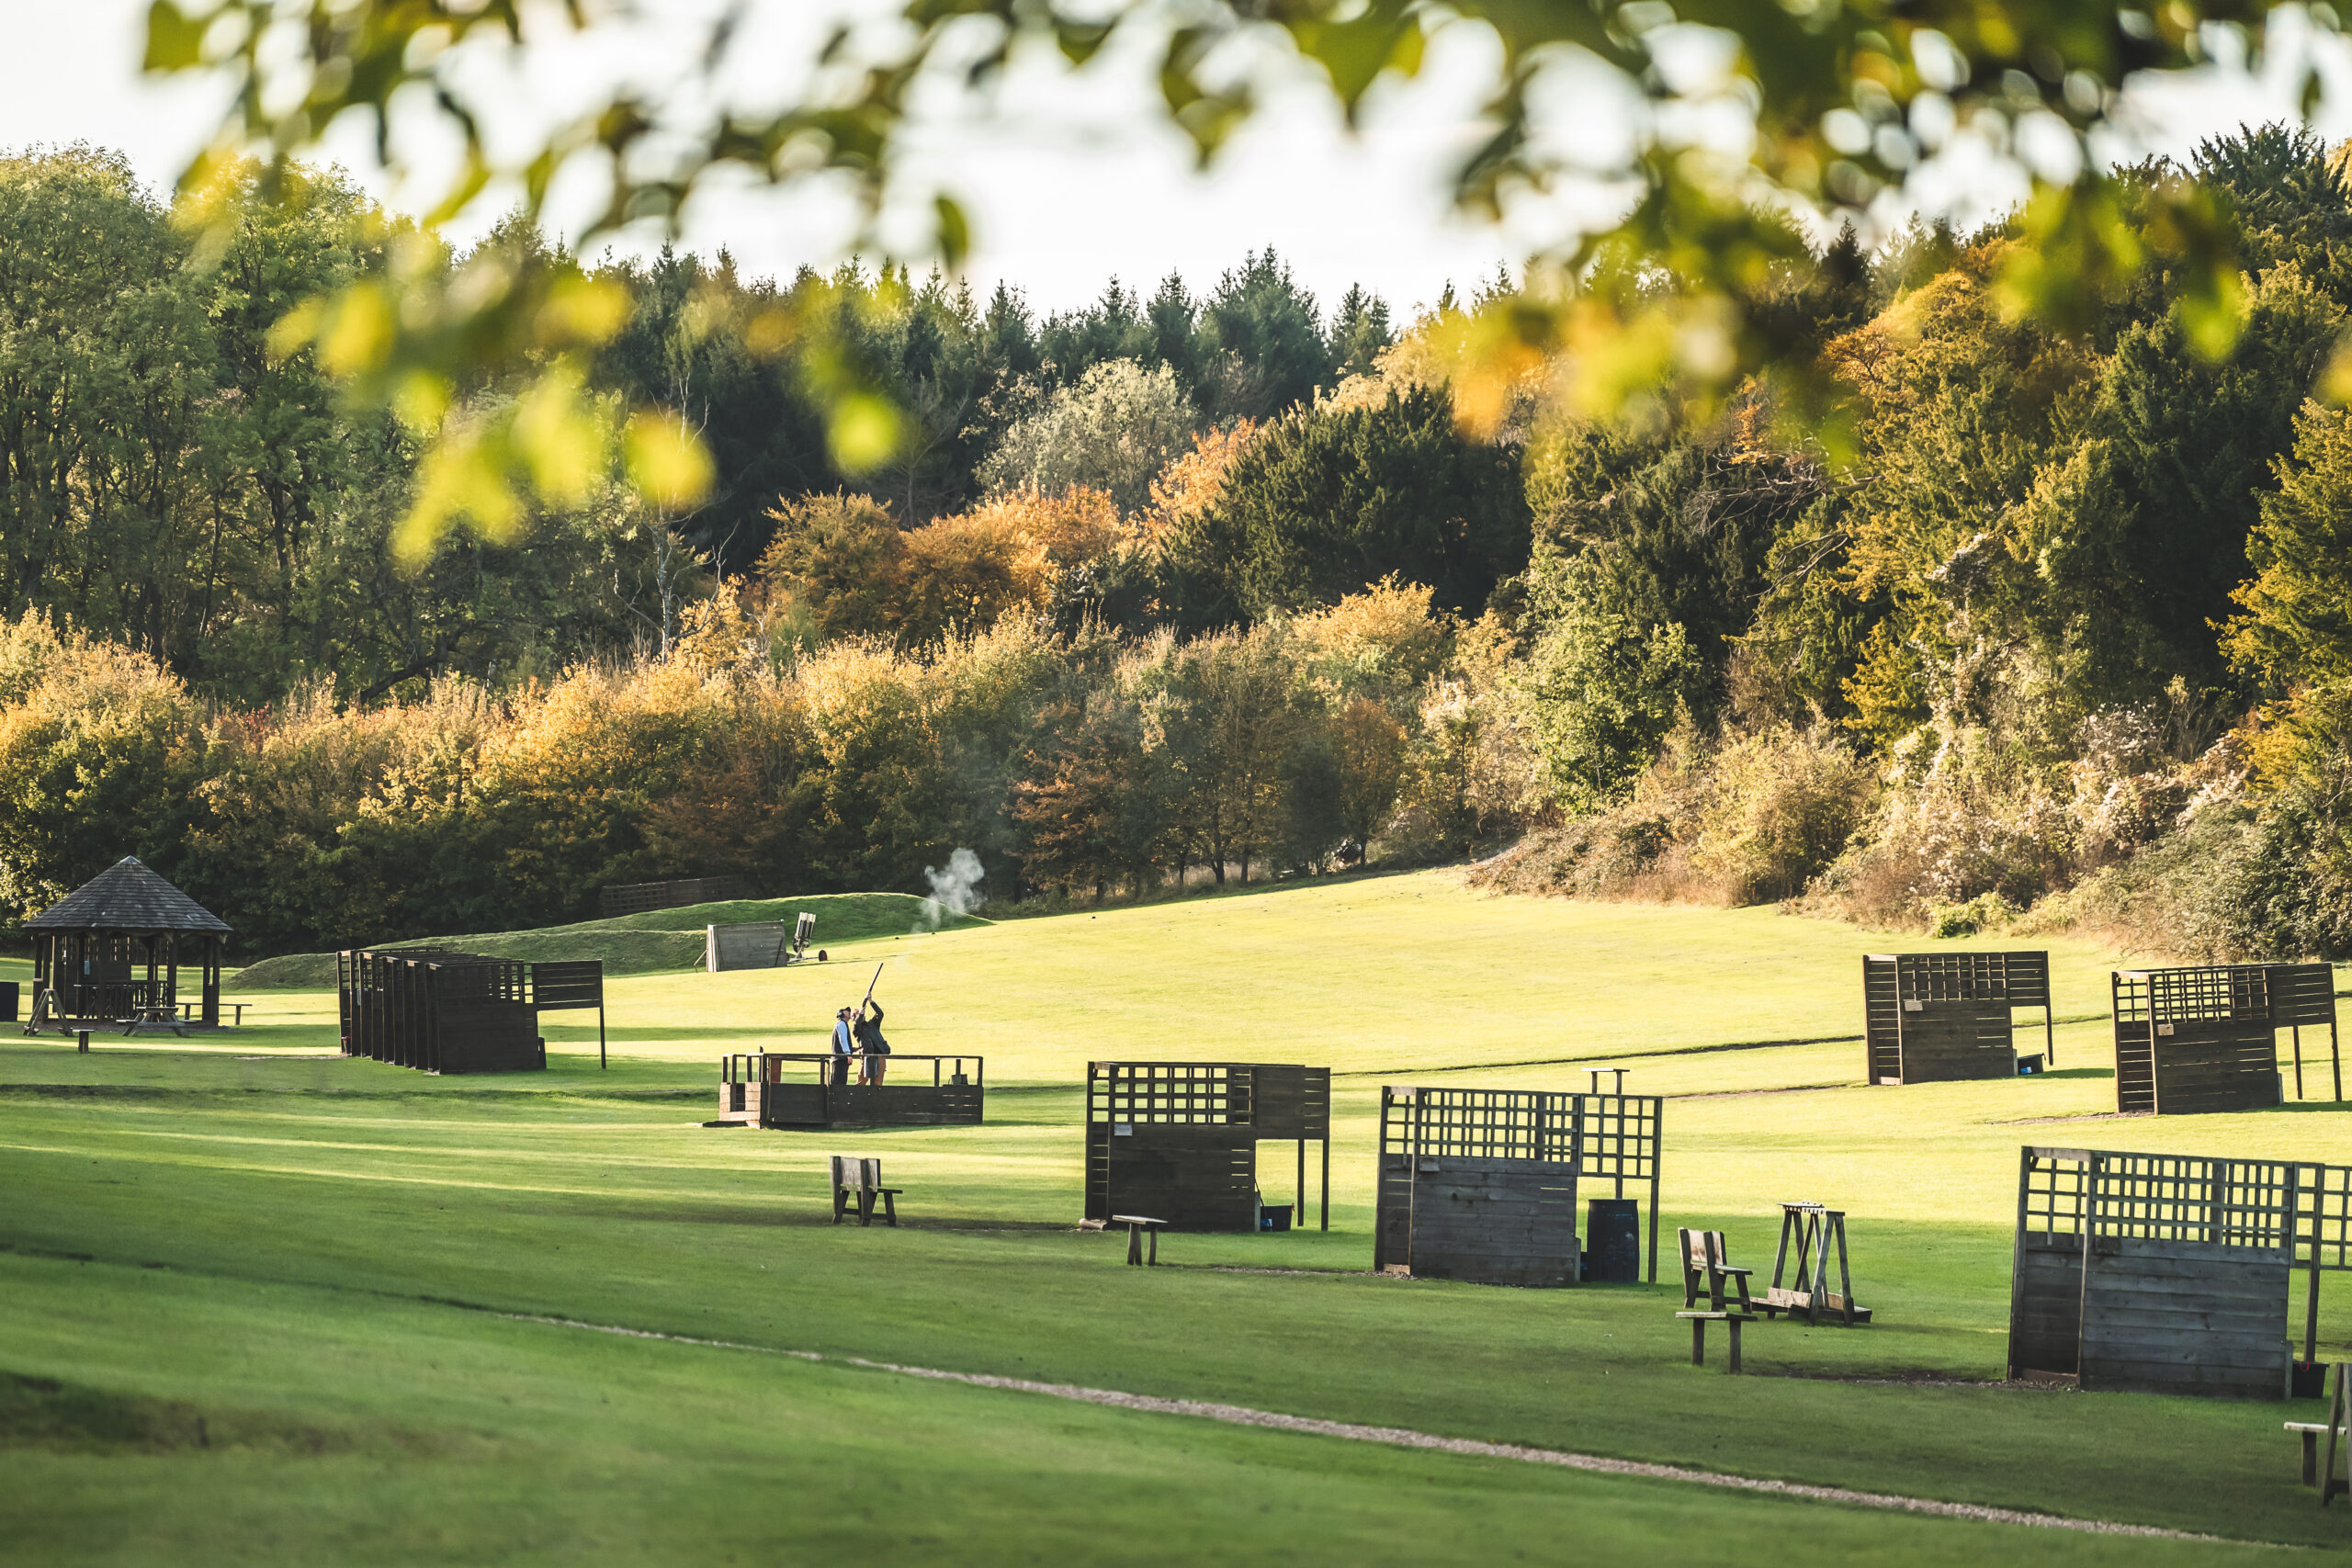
[5,0,2350,319]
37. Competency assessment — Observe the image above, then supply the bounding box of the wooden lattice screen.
[2110,963,2340,1111]
[1088,1062,1250,1125]
[1865,951,2053,1085]
[1375,1087,1664,1284]
[1083,1062,1331,1231]
[2013,1145,2352,1391]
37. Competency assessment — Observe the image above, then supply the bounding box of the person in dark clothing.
[853,1000,891,1085]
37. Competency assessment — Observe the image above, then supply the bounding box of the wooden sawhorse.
[1754,1201,1870,1325]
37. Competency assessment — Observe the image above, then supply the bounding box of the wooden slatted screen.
[1866,951,2052,1085]
[529,960,604,1010]
[1375,1086,1663,1284]
[2009,1145,2316,1396]
[1084,1062,1331,1232]
[2110,964,2322,1113]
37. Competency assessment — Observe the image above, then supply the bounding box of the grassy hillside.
[4,869,2346,1560]
[227,891,987,988]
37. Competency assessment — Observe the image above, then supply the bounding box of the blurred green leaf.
[141,0,206,72]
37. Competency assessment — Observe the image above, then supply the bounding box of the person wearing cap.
[830,1007,855,1086]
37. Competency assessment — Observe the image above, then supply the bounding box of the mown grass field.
[3,868,2348,1562]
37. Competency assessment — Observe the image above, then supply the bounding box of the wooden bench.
[829,1156,902,1227]
[2290,1362,2350,1503]
[1679,1227,1755,1312]
[1677,1310,1754,1373]
[1111,1214,1168,1267]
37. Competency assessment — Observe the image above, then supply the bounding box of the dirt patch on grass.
[0,1370,446,1457]
[1993,1111,2155,1125]
[1673,1082,1853,1100]
[1771,1369,2075,1391]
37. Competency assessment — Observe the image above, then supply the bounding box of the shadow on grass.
[543,1025,790,1042]
[0,1081,709,1104]
[2035,1067,2114,1079]
[570,1201,1073,1232]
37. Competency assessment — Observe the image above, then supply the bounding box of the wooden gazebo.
[24,857,231,1031]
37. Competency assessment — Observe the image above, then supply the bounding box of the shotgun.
[860,961,884,1011]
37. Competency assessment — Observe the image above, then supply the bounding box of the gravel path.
[501,1311,2272,1546]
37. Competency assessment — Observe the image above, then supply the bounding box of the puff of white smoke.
[916,848,986,931]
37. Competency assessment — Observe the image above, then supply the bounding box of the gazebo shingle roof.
[26,856,232,934]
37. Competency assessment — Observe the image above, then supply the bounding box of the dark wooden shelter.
[2110,963,2338,1114]
[1374,1086,1663,1287]
[338,950,605,1074]
[2008,1145,2314,1397]
[25,857,231,1031]
[1080,1062,1331,1232]
[599,875,748,918]
[1864,951,2052,1084]
[716,1053,983,1128]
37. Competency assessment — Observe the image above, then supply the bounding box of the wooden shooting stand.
[2292,1364,2352,1503]
[1754,1202,1870,1325]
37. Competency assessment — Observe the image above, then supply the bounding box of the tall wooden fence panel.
[1374,1087,1663,1287]
[1865,952,2052,1085]
[1082,1062,1331,1231]
[598,875,749,919]
[2008,1145,2299,1397]
[2111,968,2285,1114]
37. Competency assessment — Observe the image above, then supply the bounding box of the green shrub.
[1927,891,2015,938]
[1688,725,1875,903]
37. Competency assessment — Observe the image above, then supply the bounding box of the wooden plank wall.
[1374,1152,1414,1271]
[1402,1156,1579,1287]
[1896,1008,2018,1082]
[2269,963,2337,1027]
[706,922,792,973]
[2151,1025,2281,1114]
[758,1082,984,1129]
[1095,1123,1257,1230]
[2008,1233,2085,1377]
[1084,1122,1113,1222]
[1863,957,1903,1083]
[435,1000,541,1073]
[1250,1066,1331,1139]
[2115,1030,2157,1111]
[2078,1235,2290,1398]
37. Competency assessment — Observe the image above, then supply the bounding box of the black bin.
[0,981,17,1022]
[1583,1198,1641,1283]
[1259,1204,1293,1232]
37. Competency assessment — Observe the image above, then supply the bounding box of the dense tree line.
[0,147,1438,706]
[17,129,2352,960]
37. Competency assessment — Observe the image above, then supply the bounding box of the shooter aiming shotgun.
[854,964,892,1086]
